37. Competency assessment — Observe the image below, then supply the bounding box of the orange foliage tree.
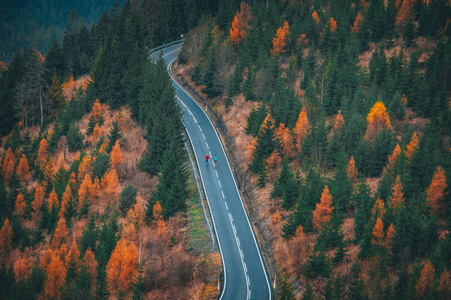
[387,144,401,169]
[153,201,167,236]
[2,148,15,183]
[32,184,45,222]
[293,107,309,152]
[127,195,145,228]
[17,154,30,183]
[0,218,13,262]
[92,99,102,121]
[351,12,364,33]
[372,217,384,244]
[396,0,414,30]
[36,139,49,169]
[271,21,290,56]
[78,155,93,181]
[78,174,94,212]
[106,237,139,292]
[66,242,81,273]
[365,101,392,141]
[83,248,98,285]
[13,255,31,282]
[275,123,295,159]
[44,157,56,186]
[59,185,72,219]
[390,175,405,209]
[312,186,334,230]
[426,166,447,215]
[52,217,69,249]
[405,132,419,162]
[386,223,396,246]
[312,11,320,24]
[102,168,120,199]
[43,254,67,299]
[416,260,435,298]
[15,193,26,217]
[372,197,386,219]
[229,2,252,46]
[328,17,337,32]
[110,140,124,170]
[272,210,281,224]
[265,151,282,182]
[347,156,358,183]
[332,111,345,135]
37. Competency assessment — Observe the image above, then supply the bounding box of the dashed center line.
[198,125,202,132]
[202,133,206,140]
[225,202,228,210]
[206,142,209,149]
[221,190,225,199]
[218,180,221,188]
[215,170,218,177]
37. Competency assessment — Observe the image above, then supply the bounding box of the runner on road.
[205,154,210,164]
[214,155,218,165]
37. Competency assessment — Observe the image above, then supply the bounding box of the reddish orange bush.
[17,154,30,183]
[36,139,48,169]
[312,11,320,24]
[83,248,98,285]
[275,123,295,159]
[405,132,419,162]
[372,217,384,244]
[426,166,447,215]
[328,17,337,32]
[2,148,15,183]
[0,218,13,262]
[351,12,364,33]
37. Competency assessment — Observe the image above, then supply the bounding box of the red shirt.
[205,155,210,160]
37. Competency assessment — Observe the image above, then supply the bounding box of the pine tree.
[270,159,300,210]
[249,114,278,178]
[201,48,220,98]
[278,273,295,300]
[47,74,66,120]
[80,216,98,255]
[95,267,110,300]
[106,120,122,153]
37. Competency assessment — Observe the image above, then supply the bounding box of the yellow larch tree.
[365,101,392,141]
[110,140,124,170]
[332,110,345,135]
[416,260,435,298]
[272,210,281,224]
[127,195,145,228]
[386,223,396,246]
[32,184,45,222]
[59,185,72,219]
[78,155,93,181]
[153,201,167,236]
[347,156,358,183]
[43,254,67,299]
[36,139,48,169]
[2,148,15,183]
[351,12,364,33]
[387,144,401,170]
[92,99,102,121]
[312,185,334,230]
[52,217,69,249]
[312,11,320,24]
[371,197,386,219]
[17,154,30,183]
[106,237,139,292]
[0,218,13,262]
[293,107,309,152]
[228,2,252,46]
[372,217,384,244]
[390,175,405,209]
[405,132,419,163]
[13,255,31,282]
[43,157,56,188]
[265,151,282,182]
[271,21,290,56]
[83,248,98,285]
[102,168,120,200]
[396,0,414,31]
[328,17,337,32]
[66,241,81,273]
[15,193,26,217]
[276,123,296,159]
[78,174,93,212]
[426,166,447,215]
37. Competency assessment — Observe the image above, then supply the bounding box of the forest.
[175,0,451,299]
[0,0,225,299]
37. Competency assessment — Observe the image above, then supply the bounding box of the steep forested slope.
[177,0,451,298]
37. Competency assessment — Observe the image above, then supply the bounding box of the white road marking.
[244,262,247,273]
[206,142,209,149]
[221,190,225,199]
[218,180,221,188]
[225,202,228,210]
[228,213,233,223]
[215,170,218,177]
[193,116,198,123]
[198,125,202,132]
[202,133,206,140]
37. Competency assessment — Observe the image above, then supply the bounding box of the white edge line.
[168,54,271,299]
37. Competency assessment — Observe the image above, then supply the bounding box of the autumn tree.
[152,201,167,236]
[127,195,145,229]
[32,184,45,222]
[387,144,401,170]
[17,154,30,183]
[43,254,67,299]
[347,156,358,183]
[405,132,419,162]
[2,148,15,183]
[78,174,94,212]
[52,217,69,249]
[416,260,435,298]
[83,247,98,286]
[386,223,396,246]
[351,12,364,33]
[426,166,447,215]
[396,0,414,31]
[91,99,102,121]
[15,193,26,217]
[271,21,290,56]
[372,217,384,244]
[13,255,31,282]
[371,197,386,219]
[275,123,296,159]
[365,101,393,141]
[110,140,124,170]
[293,107,309,152]
[59,185,72,219]
[228,2,252,46]
[36,139,49,169]
[106,237,139,292]
[312,11,320,24]
[78,155,93,181]
[312,186,334,230]
[66,241,81,280]
[328,17,337,32]
[332,111,345,136]
[0,218,13,262]
[102,168,120,200]
[390,175,405,209]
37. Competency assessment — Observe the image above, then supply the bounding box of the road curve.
[149,44,272,300]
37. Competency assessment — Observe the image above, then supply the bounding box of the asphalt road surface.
[149,44,272,300]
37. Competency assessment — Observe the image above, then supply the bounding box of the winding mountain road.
[149,43,271,300]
